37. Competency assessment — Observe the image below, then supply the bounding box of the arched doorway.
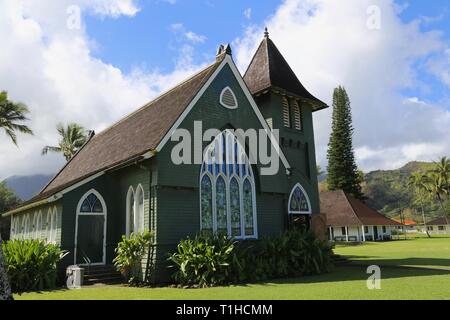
[74,189,107,265]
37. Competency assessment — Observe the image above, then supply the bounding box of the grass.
[334,234,450,270]
[15,235,450,300]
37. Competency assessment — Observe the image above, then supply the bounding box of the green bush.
[168,233,236,287]
[169,229,334,287]
[2,240,67,293]
[113,231,154,286]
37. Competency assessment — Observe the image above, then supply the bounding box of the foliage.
[168,233,237,287]
[42,123,88,161]
[0,181,22,240]
[2,240,67,293]
[0,91,33,145]
[113,231,154,286]
[326,86,363,199]
[169,230,334,287]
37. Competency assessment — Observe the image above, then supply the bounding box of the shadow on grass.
[343,256,450,269]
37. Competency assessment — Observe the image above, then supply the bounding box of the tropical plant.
[168,233,236,287]
[326,86,364,199]
[42,123,88,161]
[0,91,33,145]
[169,230,334,287]
[2,239,67,293]
[0,234,13,300]
[426,171,449,224]
[113,231,154,286]
[408,172,432,237]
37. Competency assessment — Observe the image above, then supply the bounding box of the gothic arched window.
[200,130,257,239]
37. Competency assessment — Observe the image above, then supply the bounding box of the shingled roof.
[243,32,327,110]
[32,59,222,203]
[321,190,402,226]
[427,217,450,226]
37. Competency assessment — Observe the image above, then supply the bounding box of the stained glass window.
[230,178,241,237]
[243,179,254,236]
[288,184,311,214]
[80,193,104,213]
[200,130,257,239]
[201,175,213,233]
[216,177,227,234]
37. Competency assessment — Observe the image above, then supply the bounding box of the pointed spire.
[264,27,269,38]
[243,35,327,110]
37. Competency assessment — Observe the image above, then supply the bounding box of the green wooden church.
[3,31,328,282]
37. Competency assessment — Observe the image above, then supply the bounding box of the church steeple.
[243,30,327,111]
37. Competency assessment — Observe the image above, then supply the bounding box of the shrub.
[169,229,334,287]
[113,231,154,286]
[168,233,236,287]
[2,239,67,293]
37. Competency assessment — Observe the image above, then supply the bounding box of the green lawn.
[15,236,450,300]
[334,235,450,270]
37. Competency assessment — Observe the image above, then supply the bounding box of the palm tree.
[426,172,449,225]
[0,91,33,145]
[408,172,431,237]
[42,123,88,161]
[433,157,450,194]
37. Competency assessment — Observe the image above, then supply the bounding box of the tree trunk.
[0,234,13,300]
[420,203,431,238]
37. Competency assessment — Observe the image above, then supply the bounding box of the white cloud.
[234,0,450,172]
[171,23,207,43]
[244,8,252,20]
[403,97,427,105]
[0,0,205,180]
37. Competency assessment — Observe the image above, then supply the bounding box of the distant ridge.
[3,174,54,201]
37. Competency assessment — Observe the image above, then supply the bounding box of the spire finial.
[264,27,269,38]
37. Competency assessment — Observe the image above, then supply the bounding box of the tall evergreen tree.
[326,86,363,199]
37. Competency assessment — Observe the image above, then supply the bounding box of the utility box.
[66,265,84,289]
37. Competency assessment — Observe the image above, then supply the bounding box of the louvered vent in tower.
[220,87,238,109]
[291,99,302,130]
[282,96,291,128]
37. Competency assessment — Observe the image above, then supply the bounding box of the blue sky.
[85,0,449,103]
[1,0,449,178]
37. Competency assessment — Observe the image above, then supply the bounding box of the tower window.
[282,96,291,128]
[291,99,302,130]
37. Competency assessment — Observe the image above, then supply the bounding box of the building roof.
[19,58,223,207]
[393,219,417,226]
[243,33,327,111]
[320,190,402,226]
[427,217,450,226]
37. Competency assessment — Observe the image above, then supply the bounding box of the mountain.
[3,174,54,201]
[320,160,444,221]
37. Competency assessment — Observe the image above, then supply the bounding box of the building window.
[438,226,445,231]
[428,226,433,231]
[364,226,369,233]
[47,207,57,244]
[220,87,238,109]
[135,185,145,234]
[282,96,291,128]
[291,99,302,130]
[23,215,30,239]
[36,211,43,240]
[341,227,347,235]
[382,226,387,233]
[288,184,311,214]
[126,187,135,237]
[200,130,257,239]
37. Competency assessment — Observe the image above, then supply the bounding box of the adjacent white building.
[426,218,450,235]
[321,190,402,242]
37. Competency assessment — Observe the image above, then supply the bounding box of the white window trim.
[135,184,145,234]
[219,86,238,109]
[74,189,107,266]
[288,183,312,215]
[126,186,135,238]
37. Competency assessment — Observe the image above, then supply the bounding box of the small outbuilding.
[426,218,450,234]
[321,190,402,242]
